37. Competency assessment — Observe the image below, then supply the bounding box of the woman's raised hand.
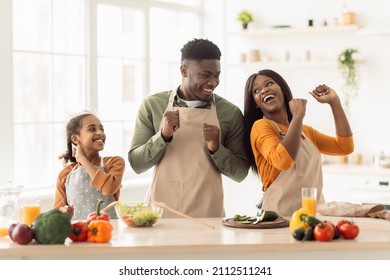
[309,84,339,104]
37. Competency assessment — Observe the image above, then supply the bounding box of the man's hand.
[161,109,180,141]
[203,122,220,153]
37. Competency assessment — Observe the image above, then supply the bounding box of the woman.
[243,69,354,216]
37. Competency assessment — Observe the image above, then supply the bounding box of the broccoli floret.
[32,209,72,244]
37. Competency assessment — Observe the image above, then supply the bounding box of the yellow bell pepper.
[289,208,310,232]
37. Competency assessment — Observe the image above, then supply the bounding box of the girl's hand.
[72,145,87,163]
[60,205,74,219]
[309,84,339,104]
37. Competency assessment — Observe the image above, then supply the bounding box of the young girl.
[54,111,125,220]
[243,69,354,216]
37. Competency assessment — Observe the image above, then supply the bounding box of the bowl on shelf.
[379,158,390,168]
[115,201,163,227]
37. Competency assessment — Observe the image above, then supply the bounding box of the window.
[1,0,202,193]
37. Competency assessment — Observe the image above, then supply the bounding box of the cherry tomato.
[339,223,359,239]
[314,222,334,242]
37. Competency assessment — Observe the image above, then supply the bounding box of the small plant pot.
[242,22,248,29]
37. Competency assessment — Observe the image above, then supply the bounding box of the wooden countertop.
[1,216,390,260]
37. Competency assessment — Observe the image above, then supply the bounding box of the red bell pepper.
[87,199,110,223]
[69,221,88,242]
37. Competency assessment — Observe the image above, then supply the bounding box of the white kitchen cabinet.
[322,164,390,207]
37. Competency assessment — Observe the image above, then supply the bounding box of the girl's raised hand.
[72,145,86,163]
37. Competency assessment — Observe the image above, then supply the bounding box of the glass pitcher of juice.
[0,181,23,237]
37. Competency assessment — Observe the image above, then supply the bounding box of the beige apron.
[259,120,324,217]
[146,90,225,218]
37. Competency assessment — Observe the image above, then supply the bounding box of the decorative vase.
[242,22,248,30]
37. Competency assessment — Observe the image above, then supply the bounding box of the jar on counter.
[0,181,23,237]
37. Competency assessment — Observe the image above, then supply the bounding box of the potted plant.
[236,10,253,30]
[338,48,359,114]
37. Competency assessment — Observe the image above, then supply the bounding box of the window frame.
[0,0,204,195]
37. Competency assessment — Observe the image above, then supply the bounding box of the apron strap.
[266,118,309,139]
[265,119,286,138]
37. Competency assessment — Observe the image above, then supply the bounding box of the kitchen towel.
[317,201,390,221]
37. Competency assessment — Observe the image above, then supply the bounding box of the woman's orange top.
[251,119,354,191]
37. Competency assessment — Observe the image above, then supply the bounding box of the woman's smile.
[262,94,276,103]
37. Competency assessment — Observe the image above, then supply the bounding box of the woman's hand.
[309,84,339,105]
[309,84,353,138]
[289,98,307,119]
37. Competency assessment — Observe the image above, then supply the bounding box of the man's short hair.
[181,38,221,62]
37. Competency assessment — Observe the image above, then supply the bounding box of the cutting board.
[222,216,290,229]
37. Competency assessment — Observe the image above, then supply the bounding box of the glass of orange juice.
[19,199,41,226]
[301,187,317,216]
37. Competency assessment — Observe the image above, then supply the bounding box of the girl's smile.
[73,115,106,155]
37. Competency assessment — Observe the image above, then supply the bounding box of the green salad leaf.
[116,202,160,226]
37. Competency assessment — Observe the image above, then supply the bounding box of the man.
[128,38,249,218]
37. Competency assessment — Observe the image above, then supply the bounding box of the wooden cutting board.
[222,216,290,229]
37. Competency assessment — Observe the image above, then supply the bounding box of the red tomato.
[339,223,359,239]
[324,220,340,239]
[336,219,351,231]
[314,222,334,242]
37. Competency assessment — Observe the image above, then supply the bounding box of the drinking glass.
[301,187,317,216]
[19,199,41,226]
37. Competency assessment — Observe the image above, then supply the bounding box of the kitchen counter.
[323,163,390,177]
[322,163,390,206]
[1,216,390,260]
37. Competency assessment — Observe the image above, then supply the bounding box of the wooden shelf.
[229,25,359,36]
[229,60,338,67]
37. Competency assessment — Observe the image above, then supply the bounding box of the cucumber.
[302,215,321,227]
[292,227,305,241]
[233,214,257,222]
[233,214,241,221]
[259,210,279,222]
[303,227,315,241]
